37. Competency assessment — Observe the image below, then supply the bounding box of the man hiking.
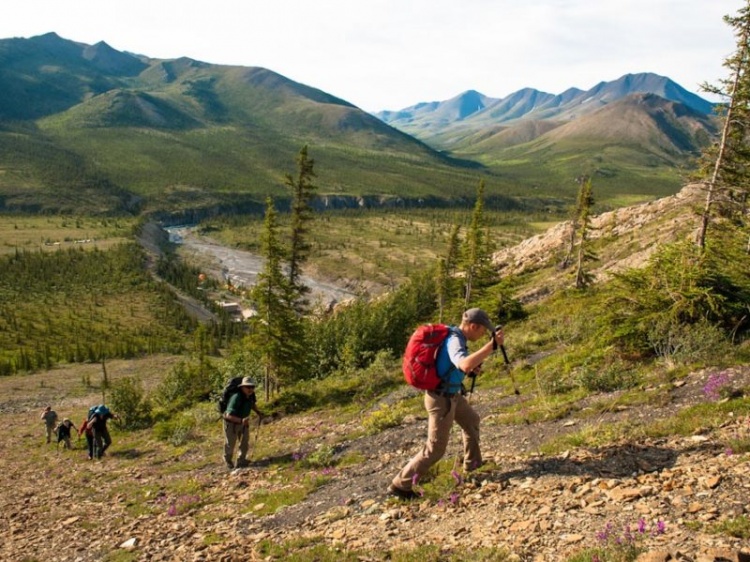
[389,308,504,500]
[88,405,117,459]
[222,377,264,470]
[40,406,58,444]
[56,418,77,449]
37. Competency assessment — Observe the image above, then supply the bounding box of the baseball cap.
[238,377,256,388]
[462,308,494,332]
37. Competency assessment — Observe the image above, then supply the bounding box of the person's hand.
[493,328,504,347]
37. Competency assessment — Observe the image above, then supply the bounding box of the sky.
[2,0,745,113]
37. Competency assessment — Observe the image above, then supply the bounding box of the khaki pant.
[223,420,249,467]
[392,390,481,491]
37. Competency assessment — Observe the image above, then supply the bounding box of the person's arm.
[456,329,504,374]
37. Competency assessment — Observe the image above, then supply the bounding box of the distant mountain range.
[376,72,716,151]
[0,33,720,216]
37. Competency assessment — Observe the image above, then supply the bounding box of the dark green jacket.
[226,391,256,419]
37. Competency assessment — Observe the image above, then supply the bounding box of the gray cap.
[462,308,494,332]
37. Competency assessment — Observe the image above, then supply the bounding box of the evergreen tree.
[285,145,317,312]
[573,175,597,289]
[696,2,750,250]
[461,178,496,307]
[249,198,308,399]
[436,224,461,322]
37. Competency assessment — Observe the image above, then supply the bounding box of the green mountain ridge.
[0,34,720,216]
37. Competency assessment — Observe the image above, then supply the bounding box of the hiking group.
[41,404,117,459]
[40,306,503,488]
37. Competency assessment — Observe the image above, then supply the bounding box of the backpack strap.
[435,326,462,387]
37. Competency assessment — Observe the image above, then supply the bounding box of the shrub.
[648,318,732,367]
[153,413,197,446]
[301,444,335,468]
[577,359,639,393]
[155,356,221,412]
[362,400,413,434]
[109,377,152,430]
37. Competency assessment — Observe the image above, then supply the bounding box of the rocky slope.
[0,357,748,561]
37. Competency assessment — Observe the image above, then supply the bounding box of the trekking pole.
[249,416,262,461]
[501,345,520,397]
[494,324,528,424]
[468,372,477,403]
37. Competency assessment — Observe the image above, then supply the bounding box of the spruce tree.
[573,175,597,289]
[249,198,307,398]
[696,1,750,250]
[461,179,495,307]
[285,145,317,312]
[436,224,461,322]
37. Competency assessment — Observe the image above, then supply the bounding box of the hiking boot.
[225,461,234,470]
[388,484,420,501]
[235,459,249,469]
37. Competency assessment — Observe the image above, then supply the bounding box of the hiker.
[88,405,118,459]
[78,413,95,459]
[55,418,77,449]
[222,377,264,470]
[40,406,58,444]
[389,308,504,500]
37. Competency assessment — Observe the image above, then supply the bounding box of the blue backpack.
[88,404,108,421]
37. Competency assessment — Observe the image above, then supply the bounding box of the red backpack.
[402,324,451,390]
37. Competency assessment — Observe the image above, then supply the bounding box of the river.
[166,226,357,307]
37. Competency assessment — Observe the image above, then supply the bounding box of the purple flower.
[655,520,666,535]
[167,504,177,516]
[703,372,730,401]
[411,473,420,486]
[637,518,646,534]
[449,492,459,504]
[451,470,463,485]
[726,448,734,456]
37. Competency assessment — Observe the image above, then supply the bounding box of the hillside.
[491,182,705,296]
[0,33,484,216]
[1,359,748,562]
[1,186,749,562]
[0,35,721,216]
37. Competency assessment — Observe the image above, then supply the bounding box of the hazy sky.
[3,0,743,112]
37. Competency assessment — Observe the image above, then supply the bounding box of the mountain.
[0,34,720,216]
[376,72,716,145]
[0,33,484,216]
[374,74,718,202]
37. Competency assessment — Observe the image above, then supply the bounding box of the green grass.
[244,474,332,516]
[708,516,750,539]
[0,215,134,255]
[197,207,553,289]
[537,397,750,455]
